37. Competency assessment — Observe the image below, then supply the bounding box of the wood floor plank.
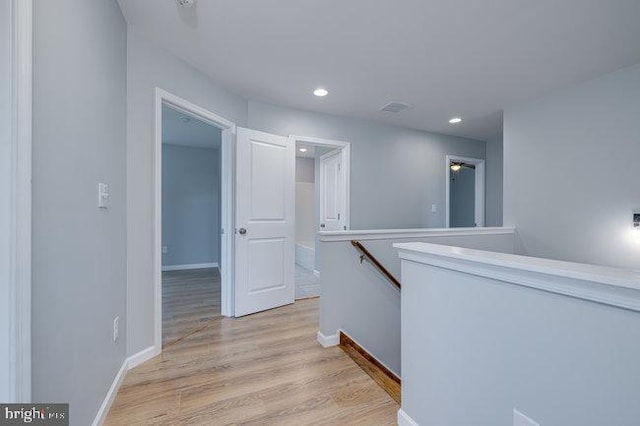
[162,268,221,348]
[106,298,399,425]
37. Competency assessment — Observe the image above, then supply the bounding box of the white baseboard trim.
[91,359,128,426]
[127,345,160,370]
[398,409,419,426]
[316,331,339,348]
[161,262,218,272]
[91,344,162,425]
[313,269,320,278]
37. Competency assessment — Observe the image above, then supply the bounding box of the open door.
[235,128,295,316]
[319,149,347,231]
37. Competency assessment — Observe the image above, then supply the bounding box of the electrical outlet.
[98,183,109,209]
[162,246,168,254]
[113,316,119,342]
[513,409,539,426]
[431,204,438,213]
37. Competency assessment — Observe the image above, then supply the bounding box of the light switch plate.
[514,409,539,426]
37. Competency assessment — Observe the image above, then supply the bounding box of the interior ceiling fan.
[450,162,476,172]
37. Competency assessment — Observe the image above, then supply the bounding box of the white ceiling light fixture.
[313,88,329,97]
[449,117,463,124]
[299,148,308,152]
[176,0,196,7]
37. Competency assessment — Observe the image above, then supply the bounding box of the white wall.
[127,29,248,356]
[504,63,640,269]
[295,157,315,245]
[400,246,640,426]
[32,0,127,424]
[162,144,220,267]
[249,100,487,229]
[485,136,503,226]
[0,0,12,402]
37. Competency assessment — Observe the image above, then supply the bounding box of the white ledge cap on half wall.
[394,242,640,312]
[318,226,515,242]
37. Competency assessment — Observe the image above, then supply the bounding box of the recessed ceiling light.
[313,88,328,97]
[299,148,308,153]
[449,117,462,124]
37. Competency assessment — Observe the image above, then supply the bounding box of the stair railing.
[350,240,401,290]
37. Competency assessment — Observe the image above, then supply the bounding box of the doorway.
[153,88,235,353]
[160,104,222,346]
[445,155,485,228]
[291,135,350,299]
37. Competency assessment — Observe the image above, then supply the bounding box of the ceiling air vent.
[379,101,412,113]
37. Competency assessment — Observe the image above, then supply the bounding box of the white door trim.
[288,135,351,230]
[153,88,237,353]
[7,0,32,403]
[445,154,485,228]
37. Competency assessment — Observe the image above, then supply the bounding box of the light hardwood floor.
[162,268,221,347]
[106,298,399,425]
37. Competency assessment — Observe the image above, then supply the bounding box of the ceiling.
[162,104,222,148]
[120,0,640,142]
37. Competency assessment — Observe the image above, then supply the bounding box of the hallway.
[105,298,398,425]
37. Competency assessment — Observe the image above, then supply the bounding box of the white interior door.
[319,149,346,231]
[235,128,295,317]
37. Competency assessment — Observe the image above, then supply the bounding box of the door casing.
[5,0,33,403]
[445,154,485,228]
[153,88,236,356]
[289,135,351,232]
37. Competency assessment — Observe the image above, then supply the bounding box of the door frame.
[289,135,351,231]
[4,0,32,403]
[153,88,237,351]
[445,154,485,228]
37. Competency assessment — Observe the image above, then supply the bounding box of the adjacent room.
[161,104,222,346]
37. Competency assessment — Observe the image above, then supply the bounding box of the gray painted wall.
[127,29,248,356]
[402,259,640,426]
[33,1,127,424]
[504,63,640,269]
[449,167,475,227]
[248,100,487,229]
[295,157,315,183]
[162,144,221,267]
[319,231,515,376]
[485,136,503,226]
[0,0,11,401]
